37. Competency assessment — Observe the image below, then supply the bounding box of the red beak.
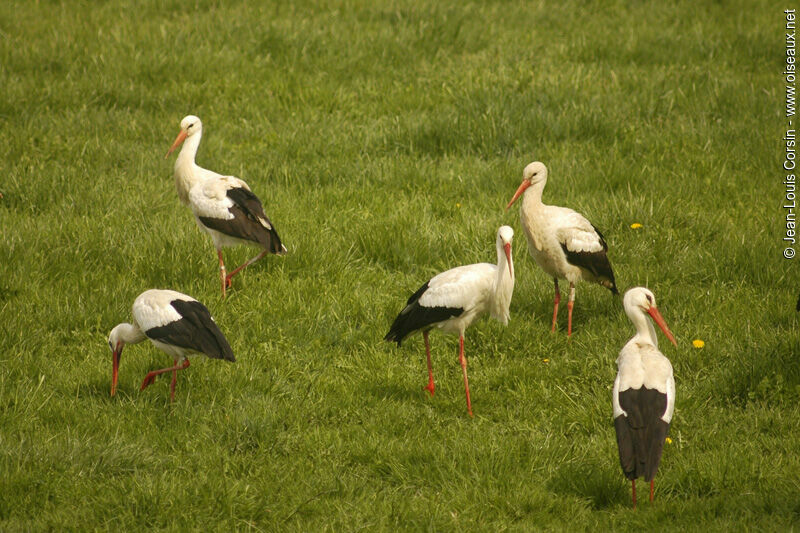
[646,306,677,347]
[506,180,531,210]
[111,348,120,397]
[165,130,188,158]
[504,242,513,276]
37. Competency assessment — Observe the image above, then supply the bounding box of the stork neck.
[491,245,515,325]
[522,179,546,209]
[112,322,147,346]
[174,131,203,205]
[627,308,659,348]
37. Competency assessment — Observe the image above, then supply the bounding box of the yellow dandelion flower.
[456,203,461,208]
[665,437,673,445]
[630,223,643,229]
[692,339,705,348]
[542,358,550,364]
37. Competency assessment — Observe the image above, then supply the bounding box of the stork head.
[165,115,203,158]
[496,225,514,277]
[623,287,677,347]
[522,161,548,184]
[506,161,548,210]
[108,325,125,397]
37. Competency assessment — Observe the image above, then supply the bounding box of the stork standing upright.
[384,226,515,417]
[506,161,617,336]
[108,289,235,401]
[166,115,286,298]
[612,287,677,508]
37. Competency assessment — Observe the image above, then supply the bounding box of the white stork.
[108,289,235,401]
[612,287,677,508]
[506,161,618,336]
[165,115,286,298]
[384,226,515,417]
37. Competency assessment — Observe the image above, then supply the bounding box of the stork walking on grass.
[384,226,515,417]
[506,161,617,336]
[166,115,286,298]
[612,287,677,508]
[108,289,235,401]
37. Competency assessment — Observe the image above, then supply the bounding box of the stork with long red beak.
[506,161,617,336]
[166,116,286,298]
[384,226,515,417]
[108,289,235,401]
[612,287,677,509]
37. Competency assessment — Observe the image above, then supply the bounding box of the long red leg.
[650,479,654,502]
[567,282,575,337]
[217,249,227,298]
[225,250,269,286]
[140,359,191,401]
[458,335,473,417]
[423,331,435,396]
[551,278,560,332]
[632,479,637,509]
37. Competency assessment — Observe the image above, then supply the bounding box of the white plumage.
[612,287,676,508]
[131,289,189,331]
[191,178,243,221]
[507,161,617,336]
[612,344,675,422]
[416,263,510,333]
[166,115,286,297]
[385,226,515,417]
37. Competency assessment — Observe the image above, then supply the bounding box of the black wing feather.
[614,387,670,481]
[198,187,285,254]
[384,281,463,346]
[613,415,637,479]
[560,224,618,294]
[145,300,235,362]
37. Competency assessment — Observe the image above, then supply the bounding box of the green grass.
[1,0,798,529]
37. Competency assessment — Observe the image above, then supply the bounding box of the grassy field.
[1,0,798,530]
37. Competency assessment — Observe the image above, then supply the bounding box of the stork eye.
[187,123,194,129]
[108,341,113,349]
[645,294,653,304]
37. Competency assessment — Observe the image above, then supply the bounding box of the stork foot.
[424,380,435,397]
[140,372,158,390]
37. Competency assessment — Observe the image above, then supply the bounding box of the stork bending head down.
[109,289,235,401]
